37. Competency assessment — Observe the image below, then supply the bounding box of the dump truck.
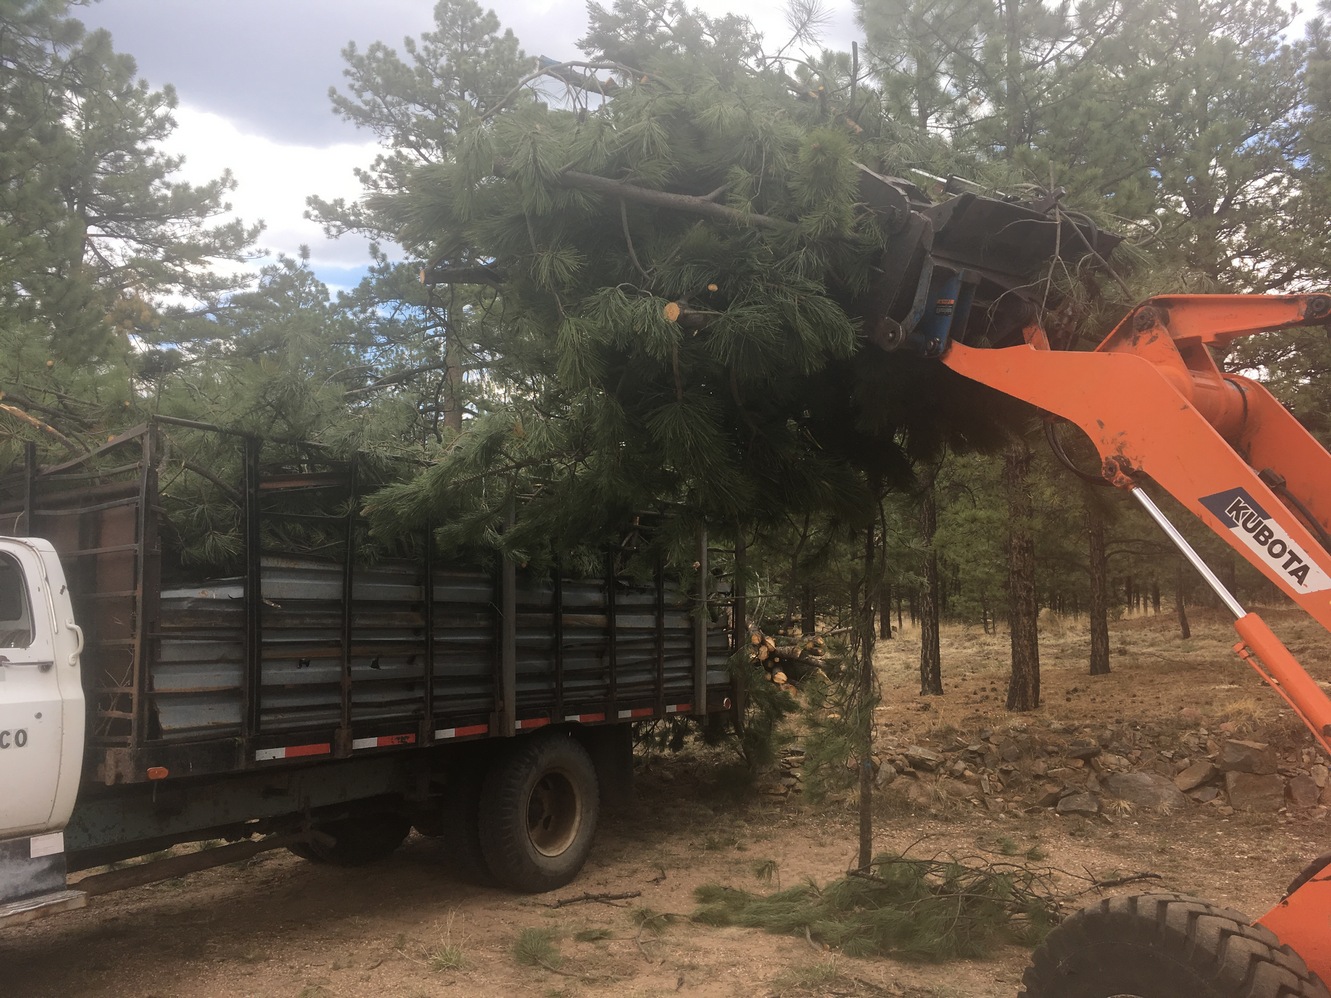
[0,420,735,926]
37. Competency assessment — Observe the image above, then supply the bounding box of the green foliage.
[0,0,259,458]
[793,636,878,801]
[513,926,563,969]
[693,852,1058,961]
[729,650,799,769]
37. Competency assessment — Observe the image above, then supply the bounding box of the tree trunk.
[879,582,893,639]
[919,479,943,695]
[1086,494,1111,676]
[800,583,816,635]
[440,286,465,435]
[1005,440,1040,711]
[857,521,876,870]
[1176,558,1191,639]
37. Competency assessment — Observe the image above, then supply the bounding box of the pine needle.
[692,851,1060,961]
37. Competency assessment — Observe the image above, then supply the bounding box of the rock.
[1034,784,1066,808]
[904,745,944,771]
[875,763,898,789]
[1068,740,1101,760]
[1000,742,1023,763]
[943,779,973,799]
[1224,771,1285,812]
[1056,793,1100,817]
[1288,774,1321,808]
[1312,764,1329,789]
[1097,753,1131,772]
[1102,772,1188,812]
[1173,760,1219,793]
[1219,739,1277,775]
[1188,786,1221,804]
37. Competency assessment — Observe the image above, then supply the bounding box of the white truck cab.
[0,537,87,923]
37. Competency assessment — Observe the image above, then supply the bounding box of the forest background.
[4,0,1331,714]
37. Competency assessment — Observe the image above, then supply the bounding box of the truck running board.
[0,888,86,928]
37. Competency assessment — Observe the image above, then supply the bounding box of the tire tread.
[1021,892,1330,998]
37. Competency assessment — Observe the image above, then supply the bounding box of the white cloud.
[169,104,380,273]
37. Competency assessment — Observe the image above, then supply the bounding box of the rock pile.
[862,718,1325,818]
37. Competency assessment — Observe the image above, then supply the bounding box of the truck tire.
[414,759,495,884]
[478,732,599,893]
[1020,893,1331,998]
[291,811,411,867]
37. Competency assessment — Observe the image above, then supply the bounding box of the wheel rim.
[526,769,582,857]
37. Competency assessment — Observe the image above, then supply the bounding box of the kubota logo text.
[1200,487,1331,593]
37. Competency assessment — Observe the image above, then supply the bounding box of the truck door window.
[0,552,33,648]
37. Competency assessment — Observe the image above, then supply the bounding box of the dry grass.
[871,605,1320,740]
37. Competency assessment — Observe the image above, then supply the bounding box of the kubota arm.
[942,291,1331,977]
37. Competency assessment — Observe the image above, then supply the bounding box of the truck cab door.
[0,539,85,840]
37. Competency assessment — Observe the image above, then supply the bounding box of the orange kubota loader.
[861,174,1331,997]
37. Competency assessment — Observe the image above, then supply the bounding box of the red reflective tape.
[617,707,654,720]
[286,742,332,758]
[665,703,693,714]
[564,712,606,723]
[516,717,550,730]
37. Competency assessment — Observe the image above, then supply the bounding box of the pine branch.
[345,361,455,396]
[492,160,793,231]
[556,169,790,230]
[420,263,506,287]
[0,402,85,456]
[483,60,640,121]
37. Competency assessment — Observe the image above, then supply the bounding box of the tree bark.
[919,478,943,695]
[857,521,876,870]
[800,583,816,635]
[1176,558,1191,639]
[1086,493,1111,676]
[879,582,893,639]
[1005,440,1040,710]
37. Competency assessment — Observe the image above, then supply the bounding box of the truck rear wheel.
[291,811,411,867]
[478,732,599,893]
[414,758,495,884]
[1020,893,1330,998]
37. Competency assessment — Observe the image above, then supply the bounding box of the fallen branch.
[1077,871,1163,895]
[0,402,84,456]
[545,889,642,909]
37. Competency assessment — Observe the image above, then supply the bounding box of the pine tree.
[0,0,259,455]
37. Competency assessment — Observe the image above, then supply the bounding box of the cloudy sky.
[76,0,862,292]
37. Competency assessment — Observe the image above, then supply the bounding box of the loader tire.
[1020,892,1330,998]
[478,732,599,893]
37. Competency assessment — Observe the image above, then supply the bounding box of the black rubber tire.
[418,757,495,884]
[1021,892,1331,998]
[478,732,599,893]
[289,811,411,867]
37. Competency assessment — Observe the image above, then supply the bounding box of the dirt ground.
[5,607,1330,998]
